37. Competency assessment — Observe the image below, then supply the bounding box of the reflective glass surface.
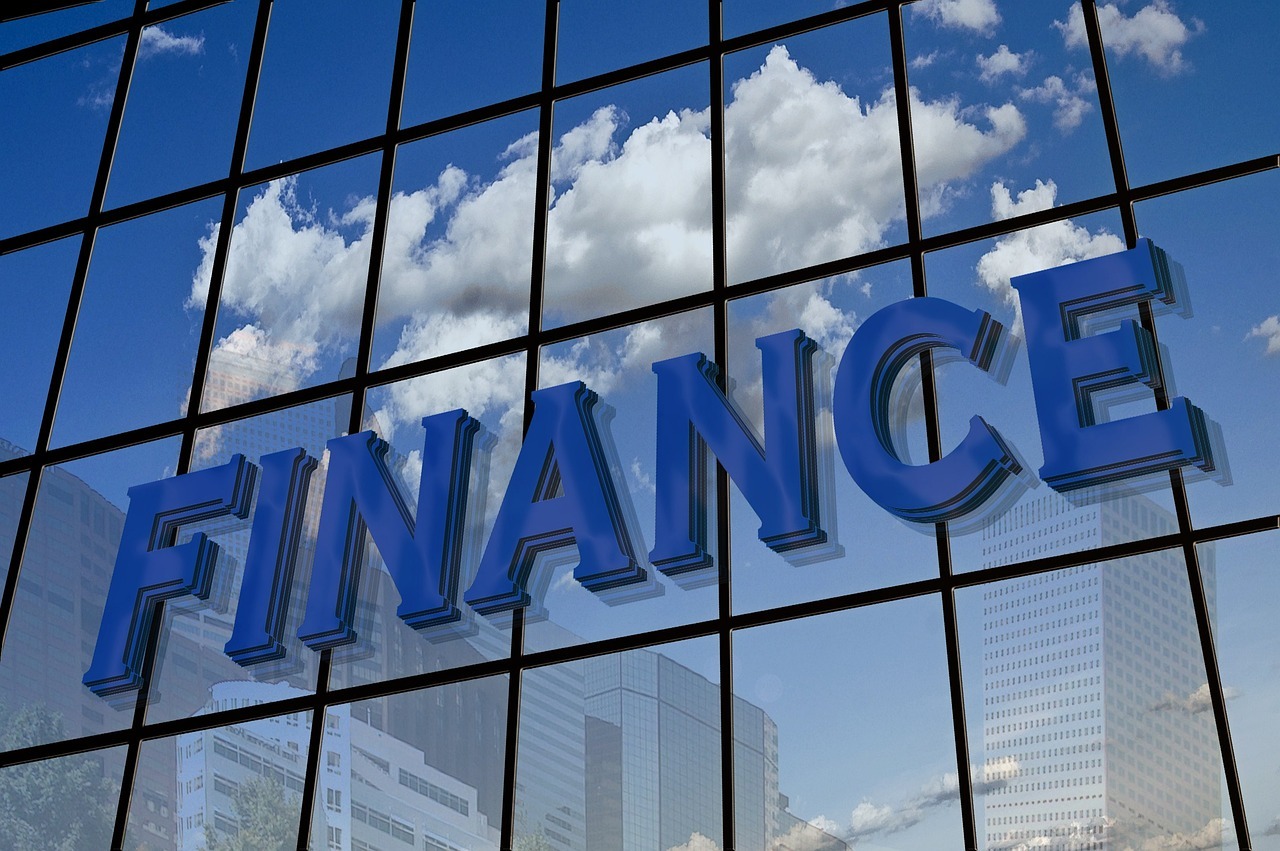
[312,681,509,851]
[0,438,179,749]
[923,211,1181,572]
[244,0,399,168]
[735,598,965,849]
[958,551,1228,851]
[528,310,718,653]
[371,112,539,372]
[4,6,1278,851]
[125,701,312,850]
[0,36,121,239]
[0,237,77,451]
[401,0,543,126]
[727,263,940,613]
[724,15,905,285]
[543,65,713,328]
[201,155,380,412]
[54,197,221,447]
[515,638,722,850]
[107,1,257,208]
[904,0,1113,235]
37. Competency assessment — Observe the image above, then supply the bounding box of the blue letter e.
[84,456,255,697]
[1012,239,1215,491]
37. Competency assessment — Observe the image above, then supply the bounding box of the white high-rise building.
[979,492,1220,851]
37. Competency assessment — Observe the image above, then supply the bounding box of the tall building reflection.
[979,492,1220,851]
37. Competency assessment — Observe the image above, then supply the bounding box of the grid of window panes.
[1,1,1278,850]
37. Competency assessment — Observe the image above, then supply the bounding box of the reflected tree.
[0,704,117,851]
[204,775,298,851]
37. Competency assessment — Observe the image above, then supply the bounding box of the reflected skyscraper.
[979,492,1220,850]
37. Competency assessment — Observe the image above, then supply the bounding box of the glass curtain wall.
[1,1,1278,850]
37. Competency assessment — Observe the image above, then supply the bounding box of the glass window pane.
[1135,171,1280,529]
[0,236,77,450]
[735,598,965,849]
[0,741,124,850]
[0,437,179,749]
[904,0,1113,235]
[527,310,718,654]
[1199,532,1280,848]
[0,470,29,590]
[723,0,837,39]
[124,697,312,851]
[143,398,348,726]
[725,16,905,285]
[201,155,380,412]
[313,680,508,851]
[556,0,706,84]
[401,0,543,125]
[924,212,1182,571]
[106,1,257,208]
[325,355,524,692]
[957,552,1228,851]
[53,197,221,447]
[728,263,941,614]
[1096,1,1279,186]
[245,0,400,169]
[372,111,538,373]
[516,638,721,851]
[0,0,131,54]
[0,37,122,239]
[543,65,712,328]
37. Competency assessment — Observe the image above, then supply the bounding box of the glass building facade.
[1,1,1278,850]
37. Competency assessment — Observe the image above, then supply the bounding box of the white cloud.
[1018,73,1095,131]
[666,833,720,851]
[977,45,1029,81]
[139,25,205,60]
[1247,316,1280,355]
[914,0,1001,34]
[1131,818,1224,851]
[190,46,1027,438]
[975,180,1125,331]
[1056,1,1203,75]
[911,50,940,69]
[1151,682,1239,714]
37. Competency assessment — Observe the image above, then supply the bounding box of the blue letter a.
[464,382,642,616]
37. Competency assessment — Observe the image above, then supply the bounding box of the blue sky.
[3,0,1280,847]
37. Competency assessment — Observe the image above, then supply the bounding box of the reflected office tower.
[979,492,1220,851]
[583,650,784,851]
[174,682,500,851]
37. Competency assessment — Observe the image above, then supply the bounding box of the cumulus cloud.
[911,50,940,69]
[1129,818,1224,851]
[191,46,1027,438]
[1018,73,1096,131]
[824,761,1015,842]
[1246,316,1280,355]
[726,47,1025,278]
[139,25,205,59]
[977,45,1029,81]
[666,833,720,851]
[1056,1,1203,75]
[914,0,1001,34]
[1150,682,1239,714]
[975,180,1125,331]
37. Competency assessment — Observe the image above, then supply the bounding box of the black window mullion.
[1081,1,1251,847]
[888,3,979,849]
[708,1,739,846]
[498,2,560,849]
